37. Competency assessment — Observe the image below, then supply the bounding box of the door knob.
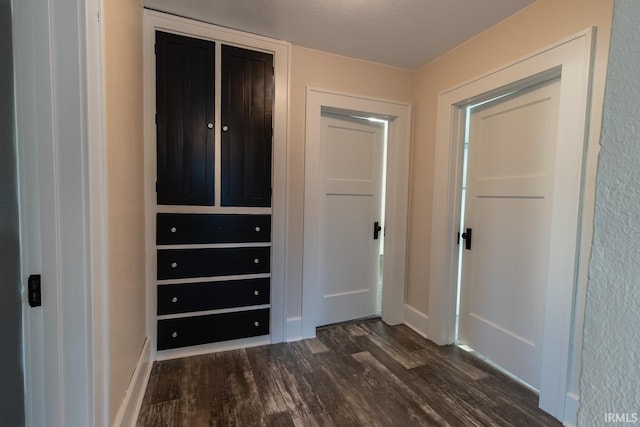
[373,221,382,240]
[460,228,472,250]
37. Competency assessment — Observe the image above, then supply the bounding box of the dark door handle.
[373,221,382,240]
[461,228,472,250]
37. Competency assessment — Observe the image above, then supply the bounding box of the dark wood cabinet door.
[156,31,215,205]
[221,45,274,207]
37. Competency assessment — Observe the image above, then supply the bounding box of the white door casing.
[13,0,108,425]
[317,114,384,326]
[302,88,412,339]
[458,79,561,390]
[429,29,595,420]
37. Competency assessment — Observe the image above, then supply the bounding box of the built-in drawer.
[157,308,269,350]
[157,213,271,245]
[157,278,270,315]
[157,247,270,280]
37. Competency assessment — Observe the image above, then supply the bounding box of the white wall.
[103,0,147,422]
[579,1,640,424]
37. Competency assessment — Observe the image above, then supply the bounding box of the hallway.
[137,320,559,426]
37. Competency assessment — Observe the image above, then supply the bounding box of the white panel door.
[458,79,560,390]
[317,114,384,326]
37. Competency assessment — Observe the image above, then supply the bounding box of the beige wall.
[103,0,146,422]
[286,46,415,317]
[406,0,614,315]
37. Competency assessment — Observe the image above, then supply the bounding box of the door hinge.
[28,274,42,307]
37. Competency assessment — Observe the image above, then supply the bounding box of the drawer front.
[157,278,270,315]
[157,247,270,279]
[157,213,271,244]
[157,308,269,350]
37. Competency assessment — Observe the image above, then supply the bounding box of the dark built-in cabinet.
[156,31,215,206]
[221,45,273,207]
[156,33,273,208]
[154,31,274,352]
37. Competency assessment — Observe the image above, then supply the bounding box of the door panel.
[156,31,215,205]
[221,45,273,207]
[318,115,384,326]
[459,79,560,389]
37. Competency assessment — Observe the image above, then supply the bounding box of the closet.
[153,30,274,351]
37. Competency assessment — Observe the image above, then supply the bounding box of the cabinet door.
[156,31,215,205]
[221,45,274,207]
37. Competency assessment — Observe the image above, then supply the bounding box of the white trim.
[143,10,290,360]
[15,0,105,424]
[112,339,152,427]
[563,392,580,427]
[403,305,429,339]
[156,335,271,361]
[85,0,109,425]
[286,317,303,342]
[157,304,271,320]
[428,28,595,421]
[302,87,412,339]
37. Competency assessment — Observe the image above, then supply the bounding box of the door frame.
[13,0,108,425]
[428,29,595,420]
[302,88,412,338]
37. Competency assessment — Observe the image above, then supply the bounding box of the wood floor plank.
[137,320,562,427]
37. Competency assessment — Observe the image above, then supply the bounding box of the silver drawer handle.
[255,226,261,232]
[171,331,178,338]
[253,258,259,264]
[207,123,214,129]
[254,290,259,296]
[170,226,177,233]
[254,321,260,327]
[171,297,178,303]
[222,125,229,132]
[171,262,178,268]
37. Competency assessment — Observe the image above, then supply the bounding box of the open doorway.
[428,30,595,421]
[301,88,412,339]
[315,110,389,326]
[455,79,561,393]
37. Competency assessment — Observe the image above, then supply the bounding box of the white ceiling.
[144,0,536,70]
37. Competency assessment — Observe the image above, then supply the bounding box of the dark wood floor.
[137,320,560,426]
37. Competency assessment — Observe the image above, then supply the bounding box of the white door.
[458,79,561,390]
[317,114,385,326]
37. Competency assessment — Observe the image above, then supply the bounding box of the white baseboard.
[113,337,152,427]
[563,392,579,427]
[286,316,303,342]
[403,304,429,339]
[156,335,270,361]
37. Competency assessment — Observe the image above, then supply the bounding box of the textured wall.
[579,0,640,424]
[0,0,26,425]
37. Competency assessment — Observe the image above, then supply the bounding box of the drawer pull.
[253,258,259,264]
[254,290,259,296]
[171,297,178,303]
[171,262,178,268]
[254,321,260,327]
[170,226,177,233]
[171,331,178,338]
[255,226,261,232]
